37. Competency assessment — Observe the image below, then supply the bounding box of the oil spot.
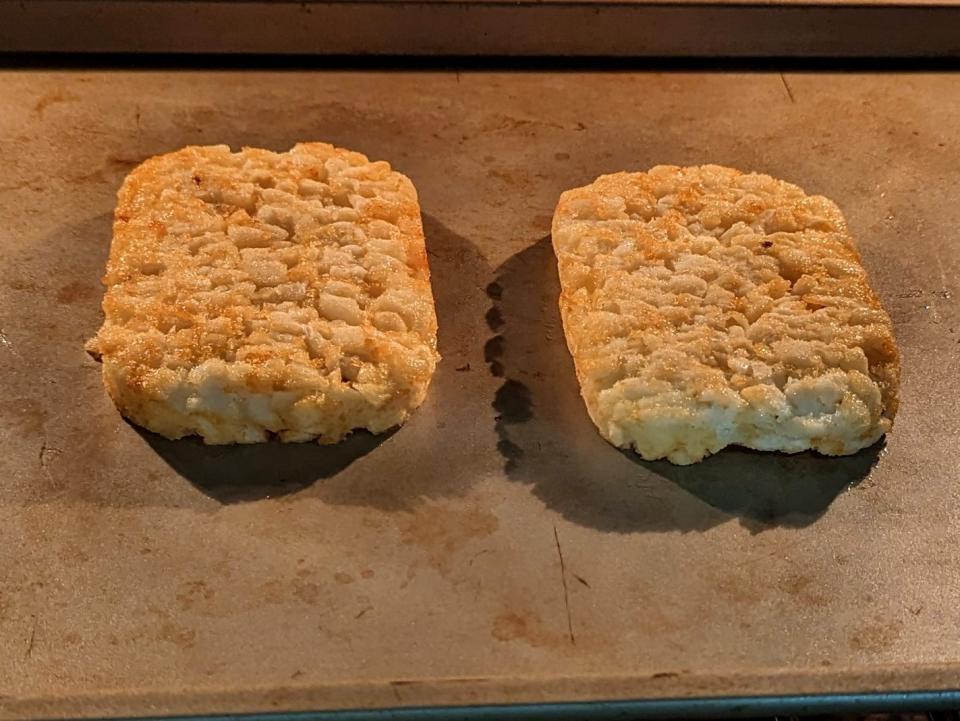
[293,580,322,605]
[554,152,570,161]
[479,114,566,134]
[56,281,97,305]
[6,278,38,292]
[398,501,499,577]
[108,156,142,169]
[334,572,355,585]
[259,579,286,604]
[780,573,828,607]
[625,586,685,636]
[33,90,80,119]
[487,167,532,189]
[709,570,769,605]
[0,399,47,437]
[145,603,168,621]
[849,619,903,652]
[360,569,375,579]
[491,609,564,648]
[158,623,196,649]
[63,632,81,645]
[59,546,90,565]
[176,580,214,610]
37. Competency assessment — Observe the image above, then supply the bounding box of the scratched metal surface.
[1,71,959,720]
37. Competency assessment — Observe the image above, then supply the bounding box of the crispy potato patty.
[552,165,899,465]
[88,143,439,444]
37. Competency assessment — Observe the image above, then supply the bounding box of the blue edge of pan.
[80,690,960,721]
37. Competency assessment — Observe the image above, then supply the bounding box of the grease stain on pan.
[5,277,40,292]
[256,576,325,607]
[0,398,47,437]
[56,281,97,305]
[398,501,499,577]
[491,609,567,649]
[779,573,829,608]
[710,567,831,609]
[175,580,215,611]
[849,618,904,652]
[32,89,80,119]
[709,567,772,606]
[157,622,196,649]
[292,580,322,606]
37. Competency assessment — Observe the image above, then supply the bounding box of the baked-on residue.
[552,165,900,465]
[88,143,439,443]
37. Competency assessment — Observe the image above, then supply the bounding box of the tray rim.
[8,663,960,721]
[12,690,960,721]
[4,0,960,57]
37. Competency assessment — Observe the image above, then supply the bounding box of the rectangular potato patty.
[552,165,900,465]
[88,143,439,444]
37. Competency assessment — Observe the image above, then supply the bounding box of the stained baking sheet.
[1,70,959,720]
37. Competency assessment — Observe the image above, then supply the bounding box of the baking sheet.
[1,70,959,720]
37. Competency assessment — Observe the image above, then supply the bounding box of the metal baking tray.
[1,69,959,720]
[3,0,960,57]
